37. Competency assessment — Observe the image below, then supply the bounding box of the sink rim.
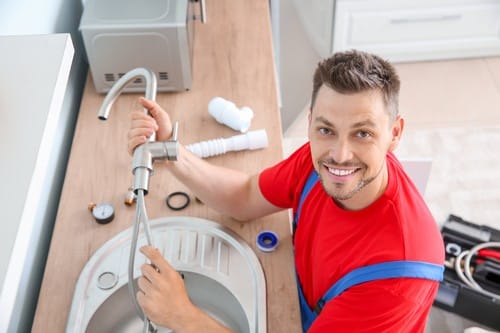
[66,216,267,333]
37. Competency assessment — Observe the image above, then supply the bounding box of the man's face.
[308,85,403,210]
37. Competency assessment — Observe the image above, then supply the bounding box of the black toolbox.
[434,214,500,329]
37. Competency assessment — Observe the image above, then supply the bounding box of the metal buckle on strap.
[292,221,298,243]
[314,299,325,315]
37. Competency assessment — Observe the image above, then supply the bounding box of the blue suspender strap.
[292,170,319,238]
[299,261,444,332]
[297,279,316,332]
[292,170,445,332]
[318,260,444,305]
[293,170,320,331]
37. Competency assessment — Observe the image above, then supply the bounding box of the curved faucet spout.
[97,67,158,140]
[95,67,179,332]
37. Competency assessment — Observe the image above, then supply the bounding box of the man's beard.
[317,158,384,201]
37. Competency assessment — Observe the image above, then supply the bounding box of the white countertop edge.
[0,34,75,332]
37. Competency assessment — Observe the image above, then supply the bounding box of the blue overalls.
[293,171,444,332]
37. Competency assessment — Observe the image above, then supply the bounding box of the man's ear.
[389,116,405,151]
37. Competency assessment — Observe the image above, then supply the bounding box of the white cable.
[455,250,474,288]
[454,242,500,300]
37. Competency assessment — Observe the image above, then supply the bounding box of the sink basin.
[66,217,267,332]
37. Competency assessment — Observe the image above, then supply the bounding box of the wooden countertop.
[32,1,301,332]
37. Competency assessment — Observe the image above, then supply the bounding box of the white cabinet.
[333,0,500,62]
[0,34,74,333]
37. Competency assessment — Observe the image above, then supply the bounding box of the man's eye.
[319,127,332,135]
[357,131,371,138]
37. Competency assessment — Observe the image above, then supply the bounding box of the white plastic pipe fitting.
[186,129,269,158]
[208,97,254,133]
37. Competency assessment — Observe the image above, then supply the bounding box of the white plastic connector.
[208,97,254,133]
[186,129,268,158]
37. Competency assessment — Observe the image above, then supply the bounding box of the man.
[128,50,444,332]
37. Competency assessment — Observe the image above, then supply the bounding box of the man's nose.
[329,138,354,164]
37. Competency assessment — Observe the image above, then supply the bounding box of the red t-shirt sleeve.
[259,142,314,209]
[309,278,438,333]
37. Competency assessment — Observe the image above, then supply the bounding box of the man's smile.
[326,167,359,177]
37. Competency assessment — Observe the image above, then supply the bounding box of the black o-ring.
[166,191,191,211]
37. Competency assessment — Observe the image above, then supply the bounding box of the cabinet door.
[333,0,500,62]
[0,33,74,333]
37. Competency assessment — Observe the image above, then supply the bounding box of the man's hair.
[310,50,400,120]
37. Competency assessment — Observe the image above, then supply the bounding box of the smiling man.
[128,50,445,332]
[309,72,401,210]
[258,51,444,332]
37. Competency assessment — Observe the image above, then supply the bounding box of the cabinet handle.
[390,14,462,24]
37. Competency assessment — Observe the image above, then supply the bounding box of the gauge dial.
[89,202,115,224]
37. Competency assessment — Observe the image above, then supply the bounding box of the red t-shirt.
[259,143,444,332]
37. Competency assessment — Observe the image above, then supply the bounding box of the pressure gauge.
[88,202,115,224]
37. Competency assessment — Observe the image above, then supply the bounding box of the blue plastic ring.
[256,231,279,252]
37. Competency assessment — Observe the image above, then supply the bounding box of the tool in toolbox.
[435,214,500,330]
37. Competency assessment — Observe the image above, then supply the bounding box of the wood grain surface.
[32,1,301,332]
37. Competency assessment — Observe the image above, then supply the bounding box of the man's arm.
[128,98,281,221]
[309,279,438,332]
[168,145,280,221]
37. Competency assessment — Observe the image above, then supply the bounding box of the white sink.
[66,217,267,332]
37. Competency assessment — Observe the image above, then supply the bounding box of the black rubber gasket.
[166,191,191,211]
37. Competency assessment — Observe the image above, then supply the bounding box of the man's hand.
[127,98,173,155]
[136,245,195,329]
[136,245,233,333]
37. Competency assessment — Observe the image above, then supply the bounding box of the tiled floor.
[282,56,500,333]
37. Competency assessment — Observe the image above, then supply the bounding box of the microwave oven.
[79,0,205,93]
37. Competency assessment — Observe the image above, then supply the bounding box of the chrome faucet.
[97,67,179,332]
[97,67,179,194]
[98,68,157,123]
[132,122,178,194]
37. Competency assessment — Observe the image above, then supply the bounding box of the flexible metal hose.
[128,189,157,332]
